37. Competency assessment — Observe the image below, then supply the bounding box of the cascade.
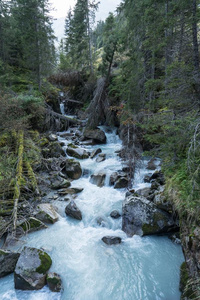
[0,126,184,300]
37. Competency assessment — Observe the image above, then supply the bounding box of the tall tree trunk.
[192,0,199,73]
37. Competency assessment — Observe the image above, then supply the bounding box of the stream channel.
[0,127,184,300]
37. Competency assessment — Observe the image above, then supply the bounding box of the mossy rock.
[39,137,49,147]
[14,247,52,290]
[18,217,47,233]
[36,204,59,224]
[47,272,62,292]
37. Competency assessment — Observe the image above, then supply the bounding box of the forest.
[0,0,200,299]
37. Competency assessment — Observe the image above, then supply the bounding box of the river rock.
[47,272,62,292]
[110,171,127,186]
[135,187,152,198]
[63,159,82,180]
[110,210,121,219]
[51,178,71,190]
[150,170,165,185]
[0,250,20,278]
[114,177,129,189]
[144,174,152,183]
[66,146,89,159]
[90,172,106,187]
[17,217,47,234]
[90,148,102,159]
[58,187,83,195]
[36,204,59,224]
[96,153,106,162]
[47,134,58,142]
[83,128,106,144]
[65,201,82,220]
[14,247,52,290]
[96,217,107,227]
[147,158,157,170]
[122,195,178,237]
[102,236,122,245]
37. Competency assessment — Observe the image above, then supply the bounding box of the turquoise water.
[0,128,184,300]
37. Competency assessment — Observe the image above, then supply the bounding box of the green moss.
[20,218,44,232]
[47,275,60,285]
[36,251,52,274]
[39,137,49,147]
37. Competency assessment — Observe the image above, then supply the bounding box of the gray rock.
[47,134,58,142]
[122,195,178,237]
[110,210,121,219]
[51,178,71,190]
[110,171,127,186]
[147,158,157,170]
[66,146,89,159]
[135,187,152,198]
[65,201,82,220]
[14,247,52,290]
[47,272,62,292]
[150,170,165,185]
[96,153,106,162]
[83,128,106,144]
[153,193,172,213]
[90,148,102,159]
[90,172,106,187]
[58,187,83,195]
[102,236,122,245]
[144,174,152,183]
[0,250,20,278]
[63,159,82,180]
[114,177,129,189]
[36,204,59,224]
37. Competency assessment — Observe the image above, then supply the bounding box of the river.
[0,127,184,300]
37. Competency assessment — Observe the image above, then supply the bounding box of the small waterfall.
[60,102,65,115]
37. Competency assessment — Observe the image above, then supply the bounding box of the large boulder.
[114,177,129,189]
[83,128,106,144]
[110,171,128,186]
[102,236,122,245]
[14,247,52,290]
[36,204,59,224]
[0,250,20,278]
[122,195,178,237]
[66,146,89,159]
[47,272,62,292]
[63,159,82,180]
[65,201,82,220]
[90,172,106,187]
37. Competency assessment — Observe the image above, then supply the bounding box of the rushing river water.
[0,127,184,300]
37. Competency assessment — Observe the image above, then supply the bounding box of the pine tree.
[64,0,99,73]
